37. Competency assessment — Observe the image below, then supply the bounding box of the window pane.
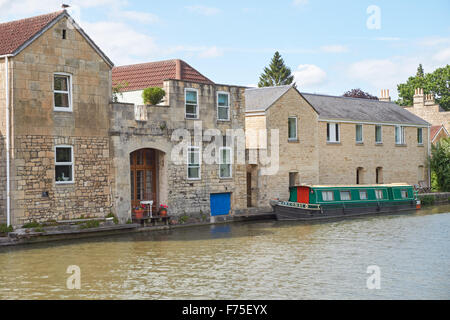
[189,149,199,165]
[54,76,68,91]
[55,165,72,182]
[356,125,362,142]
[145,170,153,200]
[186,90,197,104]
[56,147,71,162]
[375,190,383,199]
[322,191,333,201]
[401,190,408,198]
[130,171,134,201]
[359,190,368,200]
[218,93,228,106]
[136,170,144,200]
[186,104,197,116]
[327,123,330,141]
[288,118,297,139]
[220,148,230,164]
[54,92,69,108]
[375,126,382,143]
[340,191,351,200]
[335,124,339,141]
[220,164,231,178]
[218,106,229,120]
[188,167,199,179]
[417,128,423,144]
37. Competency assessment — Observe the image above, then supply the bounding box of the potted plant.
[158,204,168,216]
[134,204,145,219]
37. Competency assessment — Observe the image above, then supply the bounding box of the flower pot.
[135,210,144,219]
[159,209,167,217]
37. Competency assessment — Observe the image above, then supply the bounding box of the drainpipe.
[427,125,431,189]
[2,55,12,226]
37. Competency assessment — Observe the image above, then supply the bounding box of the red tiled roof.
[0,11,64,55]
[112,59,214,91]
[430,125,441,140]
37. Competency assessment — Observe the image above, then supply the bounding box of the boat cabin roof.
[291,183,411,189]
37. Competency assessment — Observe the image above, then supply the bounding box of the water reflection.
[0,205,449,299]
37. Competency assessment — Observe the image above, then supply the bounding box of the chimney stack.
[424,93,436,106]
[413,88,425,108]
[379,89,391,102]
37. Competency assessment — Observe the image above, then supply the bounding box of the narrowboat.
[271,183,420,221]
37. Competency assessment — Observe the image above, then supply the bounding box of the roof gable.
[0,10,113,67]
[112,59,214,91]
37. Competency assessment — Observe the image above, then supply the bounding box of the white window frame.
[395,125,405,145]
[55,145,74,184]
[217,91,230,121]
[417,127,423,145]
[401,189,409,199]
[359,190,368,200]
[288,116,298,141]
[340,190,351,201]
[219,146,232,179]
[53,73,73,112]
[375,125,383,144]
[355,124,363,143]
[187,146,201,180]
[185,88,199,119]
[375,189,384,200]
[326,122,340,143]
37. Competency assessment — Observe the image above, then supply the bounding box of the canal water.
[0,205,449,300]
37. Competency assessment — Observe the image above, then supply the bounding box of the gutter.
[2,55,12,226]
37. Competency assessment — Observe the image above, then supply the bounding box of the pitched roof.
[0,10,114,67]
[0,11,64,55]
[431,125,449,142]
[112,59,214,91]
[245,85,430,126]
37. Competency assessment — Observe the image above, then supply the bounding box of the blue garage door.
[210,193,231,216]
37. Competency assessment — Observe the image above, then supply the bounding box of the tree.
[142,87,166,105]
[342,88,378,100]
[112,81,128,102]
[429,137,450,192]
[397,64,450,110]
[258,51,294,87]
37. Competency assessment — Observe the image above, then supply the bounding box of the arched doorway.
[130,149,158,212]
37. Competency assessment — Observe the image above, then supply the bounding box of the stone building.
[403,88,450,141]
[0,10,114,226]
[245,85,430,209]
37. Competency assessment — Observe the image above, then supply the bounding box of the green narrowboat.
[272,183,420,221]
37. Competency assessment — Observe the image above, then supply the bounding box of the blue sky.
[1,0,449,99]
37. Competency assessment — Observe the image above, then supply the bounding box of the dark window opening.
[62,29,66,39]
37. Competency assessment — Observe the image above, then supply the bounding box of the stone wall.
[318,122,429,185]
[110,80,247,223]
[0,58,8,224]
[404,94,450,133]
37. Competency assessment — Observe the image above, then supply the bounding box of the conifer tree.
[258,51,294,87]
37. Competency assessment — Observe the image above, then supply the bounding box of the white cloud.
[433,48,450,63]
[118,10,159,24]
[374,37,401,41]
[293,64,327,87]
[416,37,450,47]
[292,0,308,6]
[321,45,349,53]
[198,46,223,58]
[185,5,220,16]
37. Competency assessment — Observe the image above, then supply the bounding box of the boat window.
[359,190,368,200]
[340,191,351,200]
[375,189,384,199]
[401,189,409,198]
[322,191,334,201]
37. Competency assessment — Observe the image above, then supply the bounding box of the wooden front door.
[130,149,157,211]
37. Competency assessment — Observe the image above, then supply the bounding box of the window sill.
[55,181,74,185]
[395,144,407,147]
[375,142,383,146]
[326,141,341,145]
[187,178,201,181]
[219,176,233,180]
[217,119,230,122]
[54,108,73,113]
[185,117,199,120]
[417,144,424,147]
[356,142,364,145]
[288,138,299,143]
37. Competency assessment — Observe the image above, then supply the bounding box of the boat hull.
[274,201,417,221]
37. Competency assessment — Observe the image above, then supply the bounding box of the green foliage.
[0,224,13,233]
[22,221,41,228]
[397,64,450,110]
[126,219,132,224]
[420,195,435,206]
[106,212,119,224]
[258,51,294,87]
[80,220,100,229]
[179,214,189,224]
[431,170,439,192]
[34,226,45,233]
[142,87,166,105]
[112,81,129,102]
[343,88,378,100]
[429,137,450,191]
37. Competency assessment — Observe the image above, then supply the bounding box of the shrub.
[80,220,100,229]
[22,221,41,228]
[106,212,119,224]
[142,87,166,105]
[0,224,13,234]
[420,195,435,206]
[429,137,450,192]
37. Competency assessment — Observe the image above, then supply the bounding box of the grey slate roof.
[245,85,429,126]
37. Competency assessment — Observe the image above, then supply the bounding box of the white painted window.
[217,92,230,121]
[355,124,363,143]
[375,125,382,144]
[322,191,334,201]
[288,117,298,141]
[359,190,368,200]
[375,189,384,199]
[401,189,409,198]
[185,89,199,119]
[327,123,340,142]
[55,145,74,184]
[417,128,423,144]
[219,147,232,178]
[395,125,405,145]
[340,191,351,200]
[53,73,72,112]
[187,146,200,179]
